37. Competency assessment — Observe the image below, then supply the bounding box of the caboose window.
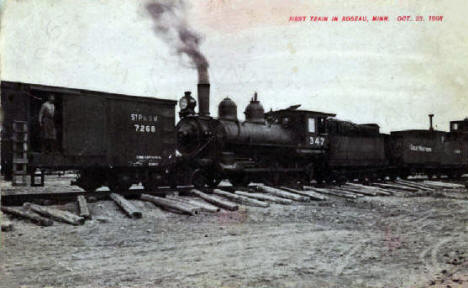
[308,118,316,133]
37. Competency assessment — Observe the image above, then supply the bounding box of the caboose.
[1,81,177,191]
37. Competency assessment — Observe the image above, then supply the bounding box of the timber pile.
[24,203,84,225]
[304,186,358,199]
[190,189,238,211]
[167,195,220,213]
[141,194,200,215]
[256,185,310,202]
[77,195,91,220]
[234,191,293,205]
[1,206,54,226]
[110,193,142,218]
[280,186,328,201]
[213,189,269,207]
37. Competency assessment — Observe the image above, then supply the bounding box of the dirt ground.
[1,179,468,288]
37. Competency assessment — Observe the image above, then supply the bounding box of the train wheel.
[75,171,101,192]
[229,175,250,187]
[143,182,158,192]
[208,175,222,188]
[337,175,347,186]
[192,169,209,189]
[78,181,100,192]
[108,181,131,192]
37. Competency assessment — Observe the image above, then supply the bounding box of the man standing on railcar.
[38,94,57,153]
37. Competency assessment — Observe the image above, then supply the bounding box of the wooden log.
[110,193,142,219]
[371,182,418,192]
[24,203,84,225]
[372,188,394,196]
[213,189,270,208]
[1,206,53,227]
[256,185,310,202]
[166,196,220,213]
[304,186,358,199]
[141,194,200,215]
[423,181,465,189]
[395,180,434,191]
[234,191,293,205]
[346,183,393,196]
[190,189,238,211]
[77,195,91,220]
[280,186,328,201]
[336,186,377,196]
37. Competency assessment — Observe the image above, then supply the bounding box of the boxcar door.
[62,94,106,156]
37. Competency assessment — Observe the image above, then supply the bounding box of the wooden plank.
[24,203,84,225]
[190,189,238,211]
[141,194,200,215]
[304,186,358,199]
[371,183,418,192]
[280,186,328,201]
[166,195,220,213]
[213,189,269,208]
[423,181,466,189]
[394,180,434,191]
[77,195,91,220]
[1,206,53,226]
[256,185,310,202]
[346,183,393,196]
[110,193,142,218]
[234,191,293,205]
[335,186,377,196]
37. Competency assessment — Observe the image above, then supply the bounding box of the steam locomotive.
[176,84,468,187]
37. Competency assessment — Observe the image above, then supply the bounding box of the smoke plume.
[146,0,209,84]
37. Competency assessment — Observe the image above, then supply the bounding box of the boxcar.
[1,81,177,191]
[389,122,468,178]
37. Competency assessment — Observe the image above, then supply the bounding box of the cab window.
[453,123,458,130]
[308,118,316,133]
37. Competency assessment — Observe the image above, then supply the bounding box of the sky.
[1,0,467,132]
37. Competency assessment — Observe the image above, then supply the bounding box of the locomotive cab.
[265,107,335,154]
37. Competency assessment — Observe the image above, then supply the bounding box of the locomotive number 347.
[309,136,325,146]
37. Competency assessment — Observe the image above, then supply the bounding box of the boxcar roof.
[391,129,446,136]
[1,81,177,105]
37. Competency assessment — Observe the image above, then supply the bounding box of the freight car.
[1,81,177,191]
[388,116,468,179]
[176,84,334,187]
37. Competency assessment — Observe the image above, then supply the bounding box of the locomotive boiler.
[176,84,334,187]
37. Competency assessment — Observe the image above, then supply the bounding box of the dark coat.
[39,102,56,140]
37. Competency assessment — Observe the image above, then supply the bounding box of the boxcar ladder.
[11,121,28,186]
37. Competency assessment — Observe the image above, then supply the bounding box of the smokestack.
[198,83,210,116]
[429,114,434,131]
